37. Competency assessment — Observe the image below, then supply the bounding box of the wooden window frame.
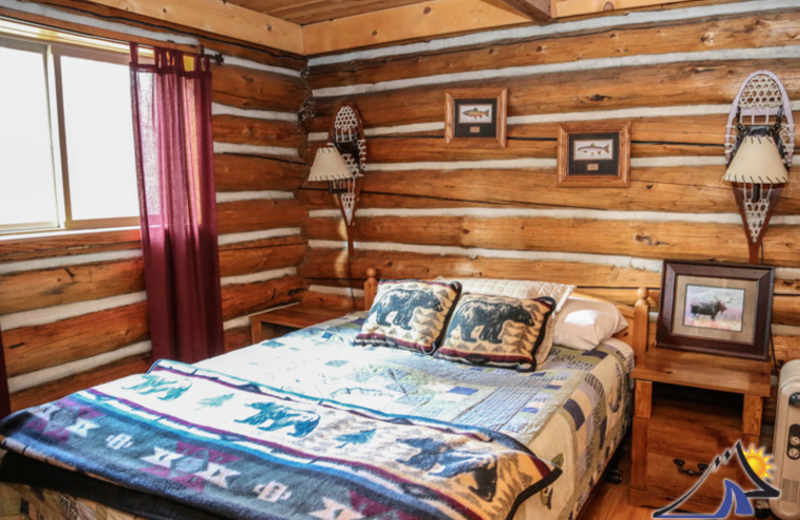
[0,29,139,236]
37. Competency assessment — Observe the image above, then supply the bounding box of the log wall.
[0,2,309,411]
[300,1,800,438]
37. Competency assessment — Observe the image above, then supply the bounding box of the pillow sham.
[436,277,575,312]
[435,294,556,371]
[554,297,628,351]
[355,279,461,354]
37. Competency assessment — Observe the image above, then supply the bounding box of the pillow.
[436,277,575,312]
[554,297,628,351]
[355,279,461,354]
[435,294,556,371]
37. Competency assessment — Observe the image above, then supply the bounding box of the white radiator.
[771,360,800,520]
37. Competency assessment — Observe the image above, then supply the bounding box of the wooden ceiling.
[81,0,706,56]
[225,0,438,25]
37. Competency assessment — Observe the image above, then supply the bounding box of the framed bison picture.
[445,88,507,148]
[557,122,630,187]
[656,260,774,360]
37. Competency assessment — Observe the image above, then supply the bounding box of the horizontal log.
[224,325,252,353]
[308,11,800,90]
[300,165,800,214]
[221,274,306,320]
[774,334,800,366]
[216,198,307,235]
[773,296,800,328]
[214,154,308,192]
[212,115,305,149]
[212,64,309,112]
[305,215,800,266]
[299,247,660,288]
[219,238,307,278]
[0,228,141,264]
[308,58,800,131]
[3,303,148,378]
[0,258,145,315]
[10,353,152,412]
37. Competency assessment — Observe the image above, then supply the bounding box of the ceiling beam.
[303,0,532,56]
[481,0,551,23]
[77,0,304,55]
[551,0,696,18]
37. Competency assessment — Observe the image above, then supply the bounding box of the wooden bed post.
[364,268,377,311]
[633,287,650,361]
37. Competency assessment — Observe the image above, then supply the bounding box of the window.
[0,33,139,234]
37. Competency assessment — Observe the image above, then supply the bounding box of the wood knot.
[536,45,544,52]
[423,6,432,14]
[634,234,653,246]
[372,30,378,36]
[588,94,612,102]
[603,1,615,10]
[700,33,713,43]
[266,24,272,32]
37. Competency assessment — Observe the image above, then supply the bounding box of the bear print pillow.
[355,280,461,354]
[435,294,556,371]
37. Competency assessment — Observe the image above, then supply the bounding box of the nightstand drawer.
[645,449,740,505]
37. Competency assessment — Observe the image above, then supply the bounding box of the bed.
[0,270,650,520]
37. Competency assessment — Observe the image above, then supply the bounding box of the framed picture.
[557,122,630,187]
[656,260,774,360]
[445,88,507,148]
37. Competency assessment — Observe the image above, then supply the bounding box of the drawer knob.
[673,459,709,477]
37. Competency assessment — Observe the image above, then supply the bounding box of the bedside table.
[629,347,771,513]
[249,305,351,343]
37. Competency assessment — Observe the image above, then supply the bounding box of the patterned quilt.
[0,359,559,520]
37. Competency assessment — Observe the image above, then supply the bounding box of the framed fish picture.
[656,260,774,360]
[445,88,507,148]
[557,122,631,187]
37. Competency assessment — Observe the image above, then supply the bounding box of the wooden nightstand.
[629,347,771,513]
[249,305,351,343]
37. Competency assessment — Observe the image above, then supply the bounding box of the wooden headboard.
[362,268,651,360]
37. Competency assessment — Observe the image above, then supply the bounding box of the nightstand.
[629,347,771,513]
[249,305,351,343]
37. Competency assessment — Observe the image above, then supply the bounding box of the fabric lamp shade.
[724,135,789,184]
[308,146,352,182]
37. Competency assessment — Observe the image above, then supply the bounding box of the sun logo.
[743,446,775,480]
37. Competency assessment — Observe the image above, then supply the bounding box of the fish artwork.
[577,143,610,156]
[461,107,490,119]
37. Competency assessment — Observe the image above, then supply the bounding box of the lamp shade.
[308,146,352,182]
[724,135,789,184]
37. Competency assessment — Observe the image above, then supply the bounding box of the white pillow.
[554,297,628,351]
[436,277,575,312]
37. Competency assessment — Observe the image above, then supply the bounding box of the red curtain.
[129,44,224,363]
[0,326,10,418]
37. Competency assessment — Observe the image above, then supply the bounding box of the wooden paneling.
[71,0,304,53]
[229,0,432,24]
[221,274,306,319]
[0,258,145,315]
[3,303,148,377]
[216,198,307,235]
[213,115,305,149]
[215,154,308,192]
[309,11,800,90]
[309,59,800,131]
[10,353,153,412]
[302,0,530,55]
[213,64,309,112]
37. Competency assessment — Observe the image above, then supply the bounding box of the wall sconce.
[307,103,366,303]
[724,71,794,265]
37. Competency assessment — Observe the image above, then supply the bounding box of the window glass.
[0,42,58,230]
[60,55,139,222]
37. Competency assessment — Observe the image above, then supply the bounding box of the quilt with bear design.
[0,359,559,520]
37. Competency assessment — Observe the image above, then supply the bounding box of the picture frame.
[656,260,774,360]
[557,122,631,187]
[445,88,507,148]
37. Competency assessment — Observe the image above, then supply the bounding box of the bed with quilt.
[0,274,649,520]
